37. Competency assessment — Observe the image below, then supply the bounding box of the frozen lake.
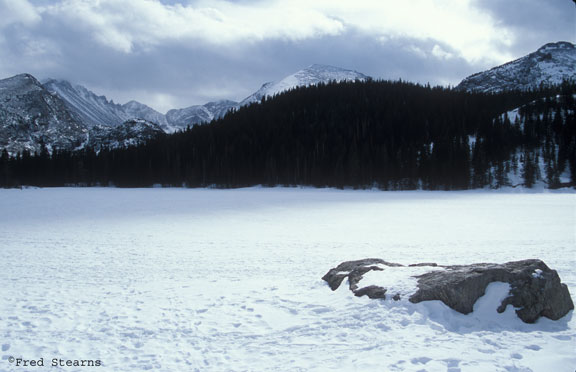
[0,188,574,371]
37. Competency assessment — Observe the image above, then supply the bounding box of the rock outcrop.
[456,41,576,93]
[322,259,574,323]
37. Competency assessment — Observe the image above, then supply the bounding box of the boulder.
[409,259,574,323]
[322,258,574,323]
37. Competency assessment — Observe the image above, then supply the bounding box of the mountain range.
[0,42,574,156]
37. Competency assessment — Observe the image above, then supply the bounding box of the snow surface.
[0,188,574,372]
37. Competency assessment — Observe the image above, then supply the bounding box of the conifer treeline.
[1,80,574,189]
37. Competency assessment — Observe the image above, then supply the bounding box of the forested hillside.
[1,80,574,189]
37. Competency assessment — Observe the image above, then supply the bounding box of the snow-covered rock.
[457,41,576,93]
[239,64,370,106]
[122,100,173,133]
[0,74,88,155]
[165,100,238,130]
[323,258,574,323]
[43,78,128,128]
[43,79,172,132]
[0,75,171,155]
[88,119,165,151]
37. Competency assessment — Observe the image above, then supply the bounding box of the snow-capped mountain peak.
[537,41,574,52]
[0,73,45,95]
[43,78,127,128]
[122,100,173,132]
[239,64,370,106]
[42,79,175,132]
[457,41,576,93]
[0,74,88,155]
[165,99,239,129]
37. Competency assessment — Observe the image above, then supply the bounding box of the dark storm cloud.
[472,0,575,56]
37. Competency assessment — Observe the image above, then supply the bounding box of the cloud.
[32,0,513,62]
[40,0,345,52]
[0,0,40,28]
[0,0,570,112]
[471,0,575,56]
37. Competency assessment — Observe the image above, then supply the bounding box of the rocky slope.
[457,41,576,93]
[122,100,173,132]
[88,119,165,151]
[166,100,238,129]
[43,79,173,132]
[0,75,166,155]
[0,74,88,155]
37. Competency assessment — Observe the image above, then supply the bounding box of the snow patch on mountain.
[88,119,165,151]
[43,79,175,133]
[166,100,238,130]
[239,64,370,106]
[0,74,88,156]
[43,79,127,128]
[457,42,576,93]
[122,100,174,133]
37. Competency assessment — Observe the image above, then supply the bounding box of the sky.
[0,0,574,113]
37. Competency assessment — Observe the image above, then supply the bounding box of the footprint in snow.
[411,357,432,365]
[310,307,330,314]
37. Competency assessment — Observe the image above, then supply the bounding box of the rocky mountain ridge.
[457,41,576,92]
[0,74,88,155]
[0,75,165,156]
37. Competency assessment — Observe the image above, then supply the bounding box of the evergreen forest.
[1,80,575,189]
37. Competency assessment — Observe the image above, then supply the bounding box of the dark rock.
[348,265,383,291]
[409,263,438,267]
[408,259,574,323]
[321,258,403,291]
[321,258,403,300]
[322,258,574,323]
[354,285,387,299]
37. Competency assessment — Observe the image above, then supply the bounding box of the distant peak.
[123,100,145,107]
[1,73,44,89]
[206,99,238,105]
[12,73,41,84]
[16,73,36,79]
[537,41,575,52]
[305,64,352,72]
[307,64,336,69]
[42,78,74,89]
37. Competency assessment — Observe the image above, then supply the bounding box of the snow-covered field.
[0,188,574,372]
